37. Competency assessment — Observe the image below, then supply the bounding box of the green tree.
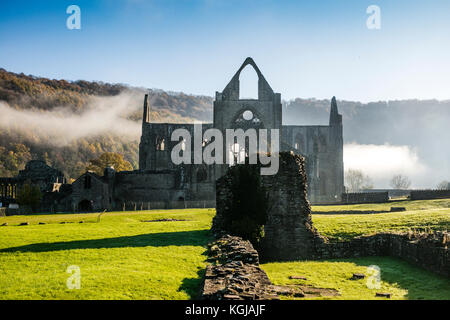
[86,152,133,176]
[17,183,42,213]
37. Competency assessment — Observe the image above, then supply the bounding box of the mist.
[343,143,445,189]
[0,92,142,146]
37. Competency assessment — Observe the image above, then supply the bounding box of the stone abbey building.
[1,58,344,212]
[119,57,344,208]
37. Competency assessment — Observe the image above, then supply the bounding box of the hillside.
[0,69,212,179]
[0,68,449,183]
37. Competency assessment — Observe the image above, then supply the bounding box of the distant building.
[0,58,346,212]
[0,160,66,208]
[70,58,344,211]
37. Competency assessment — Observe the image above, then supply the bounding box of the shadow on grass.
[312,210,389,215]
[323,256,450,300]
[178,267,207,300]
[0,230,211,253]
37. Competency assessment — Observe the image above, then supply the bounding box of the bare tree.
[345,169,373,192]
[436,180,449,190]
[390,174,411,189]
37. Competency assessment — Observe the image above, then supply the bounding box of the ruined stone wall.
[215,152,326,261]
[201,235,279,300]
[341,192,389,204]
[282,125,344,204]
[410,190,450,200]
[315,232,449,277]
[259,153,325,260]
[71,173,110,211]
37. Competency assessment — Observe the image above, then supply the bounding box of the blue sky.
[1,0,450,101]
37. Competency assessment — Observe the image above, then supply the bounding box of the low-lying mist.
[0,92,142,146]
[344,143,446,189]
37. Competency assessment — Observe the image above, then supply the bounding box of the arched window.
[319,134,327,152]
[313,139,319,154]
[239,65,258,99]
[155,137,165,151]
[294,133,305,152]
[320,172,327,195]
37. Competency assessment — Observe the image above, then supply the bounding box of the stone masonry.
[215,152,326,261]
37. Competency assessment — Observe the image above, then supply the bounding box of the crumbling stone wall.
[341,192,389,204]
[315,231,449,277]
[214,152,449,278]
[215,152,326,261]
[259,153,325,260]
[201,235,279,300]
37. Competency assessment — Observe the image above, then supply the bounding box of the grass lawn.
[311,199,450,240]
[261,256,450,300]
[0,199,448,300]
[0,209,214,299]
[259,199,450,300]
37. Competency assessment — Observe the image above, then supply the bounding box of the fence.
[116,200,216,211]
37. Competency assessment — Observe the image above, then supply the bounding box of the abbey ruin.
[0,58,344,212]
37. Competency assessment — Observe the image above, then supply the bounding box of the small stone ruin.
[215,152,326,261]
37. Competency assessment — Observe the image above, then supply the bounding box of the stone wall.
[201,235,279,300]
[314,231,449,277]
[260,153,326,260]
[214,152,448,278]
[215,152,326,261]
[341,192,389,204]
[410,189,450,200]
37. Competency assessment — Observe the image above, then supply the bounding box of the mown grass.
[261,256,450,300]
[260,199,450,300]
[0,209,214,300]
[311,199,450,240]
[0,199,448,300]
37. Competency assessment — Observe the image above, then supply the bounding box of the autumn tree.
[390,174,412,189]
[86,152,133,176]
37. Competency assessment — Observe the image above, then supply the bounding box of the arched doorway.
[78,199,93,212]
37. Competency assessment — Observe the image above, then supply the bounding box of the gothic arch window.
[313,138,319,154]
[319,134,327,152]
[320,172,327,195]
[294,133,305,152]
[155,137,165,151]
[233,109,263,131]
[239,65,258,99]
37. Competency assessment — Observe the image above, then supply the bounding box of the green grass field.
[312,199,450,240]
[0,199,448,300]
[0,209,214,299]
